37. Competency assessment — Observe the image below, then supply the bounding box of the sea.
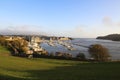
[40,38,120,60]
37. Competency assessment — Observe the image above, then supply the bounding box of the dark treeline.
[33,52,87,61]
[97,34,120,41]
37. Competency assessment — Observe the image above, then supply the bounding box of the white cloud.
[1,16,120,38]
[0,25,47,35]
[64,17,120,38]
[102,16,113,27]
[56,25,88,38]
[102,16,120,27]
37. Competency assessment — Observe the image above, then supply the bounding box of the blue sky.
[0,0,120,37]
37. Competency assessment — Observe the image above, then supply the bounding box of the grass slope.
[0,45,120,80]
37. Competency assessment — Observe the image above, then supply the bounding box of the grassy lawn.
[0,45,120,80]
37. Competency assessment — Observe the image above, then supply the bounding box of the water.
[40,38,120,60]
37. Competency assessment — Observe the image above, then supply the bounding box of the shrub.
[76,53,86,60]
[55,52,72,59]
[49,53,55,57]
[63,53,72,59]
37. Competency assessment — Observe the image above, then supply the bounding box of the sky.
[0,0,120,38]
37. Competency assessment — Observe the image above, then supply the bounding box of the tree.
[76,53,86,60]
[88,44,110,61]
[49,53,55,57]
[63,53,72,59]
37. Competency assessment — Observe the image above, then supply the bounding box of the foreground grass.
[0,45,120,80]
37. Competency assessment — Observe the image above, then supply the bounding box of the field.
[0,45,120,80]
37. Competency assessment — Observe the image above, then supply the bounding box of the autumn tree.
[89,44,110,61]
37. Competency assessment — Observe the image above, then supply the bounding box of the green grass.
[0,45,10,56]
[0,45,120,80]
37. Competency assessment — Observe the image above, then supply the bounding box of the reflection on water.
[40,38,120,60]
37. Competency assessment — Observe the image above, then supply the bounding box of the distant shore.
[96,34,120,41]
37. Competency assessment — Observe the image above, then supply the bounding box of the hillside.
[0,45,120,80]
[0,46,11,56]
[96,34,120,41]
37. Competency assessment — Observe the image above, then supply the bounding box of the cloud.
[0,25,47,35]
[88,17,120,37]
[65,17,120,38]
[52,17,120,38]
[1,16,120,38]
[102,16,120,27]
[102,16,113,27]
[116,22,120,27]
[59,25,88,38]
[74,26,82,33]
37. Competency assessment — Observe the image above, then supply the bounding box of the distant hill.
[96,34,120,41]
